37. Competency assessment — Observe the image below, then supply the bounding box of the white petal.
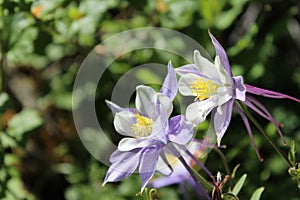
[157,93,173,119]
[216,87,233,110]
[118,137,155,151]
[194,50,221,83]
[178,73,202,96]
[114,111,136,137]
[156,154,173,176]
[214,56,233,86]
[186,100,216,125]
[136,85,157,116]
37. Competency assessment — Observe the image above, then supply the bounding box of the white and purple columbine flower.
[103,62,194,191]
[176,31,300,159]
[151,139,212,200]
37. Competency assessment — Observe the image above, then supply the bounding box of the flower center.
[131,113,153,137]
[190,77,220,101]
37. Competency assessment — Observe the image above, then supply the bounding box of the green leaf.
[250,187,265,200]
[7,109,43,140]
[159,0,197,29]
[0,93,9,108]
[232,174,247,196]
[0,131,17,148]
[223,193,239,200]
[231,164,240,179]
[6,174,36,200]
[288,140,296,165]
[198,0,226,27]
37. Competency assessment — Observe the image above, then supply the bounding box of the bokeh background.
[0,0,300,199]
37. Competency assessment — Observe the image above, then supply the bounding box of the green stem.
[190,166,214,191]
[167,144,214,191]
[178,155,214,191]
[213,147,234,186]
[236,100,293,167]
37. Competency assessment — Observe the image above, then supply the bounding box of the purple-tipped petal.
[139,148,160,192]
[245,84,300,103]
[213,100,234,145]
[234,104,263,161]
[244,98,269,121]
[232,76,246,101]
[160,62,178,101]
[105,100,135,114]
[168,115,194,145]
[151,175,184,188]
[175,64,201,76]
[208,30,232,76]
[245,95,286,144]
[104,150,141,184]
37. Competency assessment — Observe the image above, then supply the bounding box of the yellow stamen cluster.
[131,113,153,137]
[190,77,219,101]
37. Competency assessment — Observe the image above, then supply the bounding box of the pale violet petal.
[168,115,194,145]
[136,85,157,116]
[151,140,205,188]
[160,61,178,101]
[114,111,136,137]
[151,116,168,143]
[186,100,216,125]
[110,150,126,163]
[194,50,221,83]
[118,138,155,151]
[178,73,202,97]
[208,30,232,76]
[139,148,160,192]
[103,150,141,184]
[175,64,201,76]
[233,76,246,101]
[151,176,183,188]
[213,100,234,146]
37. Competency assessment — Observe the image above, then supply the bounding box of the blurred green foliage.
[0,0,300,199]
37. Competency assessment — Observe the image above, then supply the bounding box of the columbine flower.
[150,139,212,200]
[103,62,194,191]
[176,31,300,158]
